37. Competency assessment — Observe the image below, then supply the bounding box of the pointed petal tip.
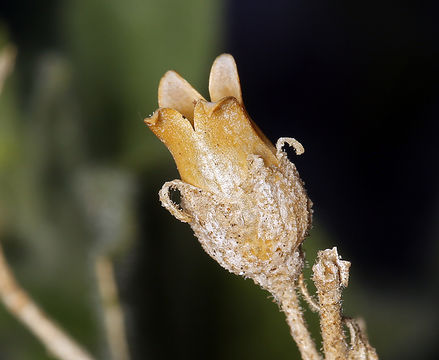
[157,70,181,106]
[209,54,242,104]
[158,70,179,90]
[213,53,235,63]
[158,70,205,120]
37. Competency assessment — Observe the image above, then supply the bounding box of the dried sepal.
[276,137,305,156]
[158,180,194,224]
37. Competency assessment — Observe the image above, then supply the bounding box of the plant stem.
[277,283,322,360]
[95,255,131,360]
[344,317,379,360]
[298,273,320,313]
[0,242,95,360]
[313,247,350,360]
[0,45,16,93]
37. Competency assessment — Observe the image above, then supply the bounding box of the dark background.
[0,0,438,359]
[226,0,439,280]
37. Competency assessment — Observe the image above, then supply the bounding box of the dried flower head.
[145,54,312,294]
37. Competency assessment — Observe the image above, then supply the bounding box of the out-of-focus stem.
[0,242,95,360]
[0,45,16,94]
[95,255,131,360]
[276,283,322,360]
[313,247,350,360]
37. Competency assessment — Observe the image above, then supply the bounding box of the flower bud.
[146,54,312,291]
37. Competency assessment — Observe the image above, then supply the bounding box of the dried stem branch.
[312,247,350,360]
[95,255,131,360]
[276,283,322,360]
[0,242,95,360]
[344,317,378,360]
[298,273,320,313]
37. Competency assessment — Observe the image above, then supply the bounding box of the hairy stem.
[298,273,320,313]
[0,242,95,360]
[313,247,350,360]
[276,283,322,360]
[344,317,378,360]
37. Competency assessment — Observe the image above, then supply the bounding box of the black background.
[225,0,439,281]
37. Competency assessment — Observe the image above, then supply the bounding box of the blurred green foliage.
[0,0,222,358]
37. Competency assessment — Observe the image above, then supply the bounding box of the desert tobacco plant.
[145,54,378,360]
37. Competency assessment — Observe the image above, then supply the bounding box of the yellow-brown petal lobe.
[209,54,243,104]
[158,70,205,122]
[145,108,205,188]
[192,97,278,196]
